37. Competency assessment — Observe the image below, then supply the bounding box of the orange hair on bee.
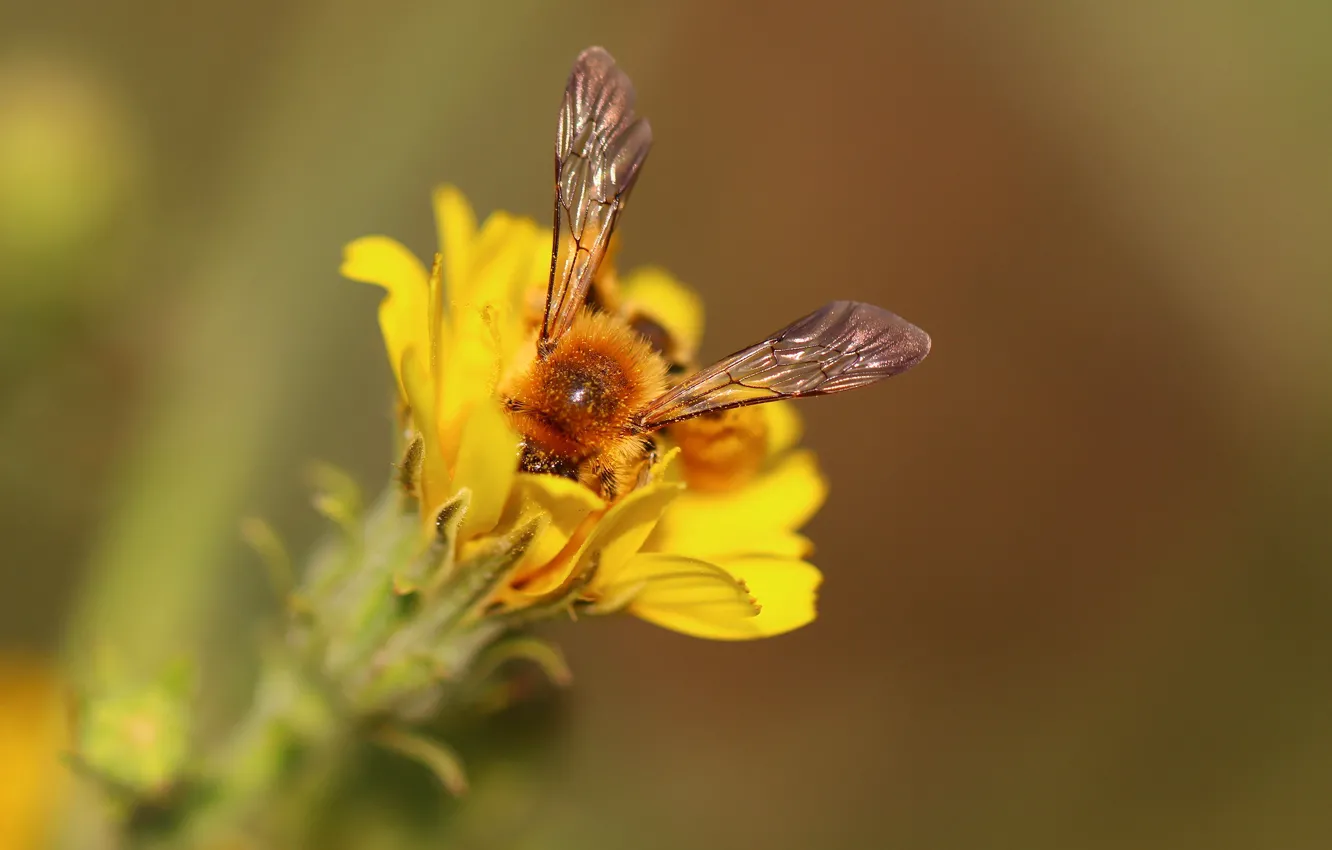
[503,310,667,486]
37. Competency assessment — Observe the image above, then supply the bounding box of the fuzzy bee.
[502,47,931,500]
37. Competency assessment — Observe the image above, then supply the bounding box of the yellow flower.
[636,403,825,639]
[0,654,68,850]
[342,187,825,640]
[342,186,545,541]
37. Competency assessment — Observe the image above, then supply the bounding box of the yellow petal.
[503,474,607,583]
[510,221,554,351]
[437,216,544,470]
[609,553,759,634]
[627,555,821,640]
[466,214,544,356]
[763,401,803,457]
[650,450,827,559]
[720,530,814,559]
[582,479,684,586]
[433,185,475,304]
[647,445,685,485]
[400,347,448,521]
[620,266,704,357]
[450,397,522,540]
[340,236,429,397]
[523,453,684,597]
[436,302,501,473]
[701,555,823,640]
[452,210,545,318]
[425,252,449,379]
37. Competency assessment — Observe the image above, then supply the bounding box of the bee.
[502,47,931,500]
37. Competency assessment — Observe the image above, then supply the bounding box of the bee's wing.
[541,47,653,349]
[637,301,931,430]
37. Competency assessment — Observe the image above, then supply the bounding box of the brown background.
[2,1,1329,848]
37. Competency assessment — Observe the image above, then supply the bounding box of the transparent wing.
[637,301,931,430]
[541,46,653,350]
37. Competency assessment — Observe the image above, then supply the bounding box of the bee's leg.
[520,440,581,481]
[590,456,618,502]
[634,436,658,488]
[517,438,541,474]
[503,396,527,413]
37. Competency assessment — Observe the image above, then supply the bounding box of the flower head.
[342,187,825,640]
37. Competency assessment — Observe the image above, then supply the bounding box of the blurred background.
[2,0,1330,847]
